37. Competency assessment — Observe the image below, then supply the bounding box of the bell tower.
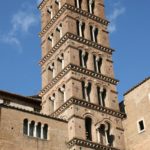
[38,0,125,149]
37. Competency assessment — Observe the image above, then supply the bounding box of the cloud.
[0,2,39,53]
[12,11,38,33]
[107,1,126,33]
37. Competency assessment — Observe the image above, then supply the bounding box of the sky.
[0,0,150,100]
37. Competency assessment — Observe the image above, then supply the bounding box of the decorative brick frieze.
[50,97,126,119]
[67,138,120,150]
[39,64,119,96]
[39,4,109,37]
[40,33,114,66]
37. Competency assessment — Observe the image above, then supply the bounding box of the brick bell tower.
[38,0,125,149]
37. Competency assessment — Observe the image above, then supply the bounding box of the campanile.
[38,0,125,149]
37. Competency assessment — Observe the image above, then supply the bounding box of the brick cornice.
[50,97,126,119]
[67,138,120,150]
[40,32,114,66]
[39,64,119,96]
[39,4,109,36]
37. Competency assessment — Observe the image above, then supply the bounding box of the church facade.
[0,0,149,150]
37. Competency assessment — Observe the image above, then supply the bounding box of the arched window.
[23,119,28,135]
[43,124,48,139]
[30,121,35,137]
[36,122,41,138]
[97,122,114,146]
[97,87,107,107]
[85,117,92,141]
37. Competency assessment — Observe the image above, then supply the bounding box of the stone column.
[27,121,30,136]
[99,87,104,106]
[96,56,100,73]
[41,124,44,139]
[92,26,96,42]
[33,123,37,137]
[79,21,83,37]
[89,0,94,14]
[84,82,89,102]
[81,51,86,68]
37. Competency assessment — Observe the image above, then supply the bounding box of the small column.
[105,129,109,146]
[99,87,104,106]
[27,121,31,136]
[33,123,37,137]
[92,26,96,42]
[89,0,94,14]
[82,0,88,11]
[79,21,83,37]
[87,53,94,71]
[96,129,100,143]
[76,0,80,8]
[57,0,61,9]
[81,51,86,68]
[41,124,44,139]
[96,56,100,73]
[84,82,89,102]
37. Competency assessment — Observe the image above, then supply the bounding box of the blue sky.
[0,0,149,100]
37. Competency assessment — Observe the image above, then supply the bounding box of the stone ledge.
[40,32,114,66]
[39,64,119,96]
[39,3,109,37]
[67,138,120,150]
[50,97,126,119]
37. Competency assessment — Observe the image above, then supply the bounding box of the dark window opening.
[139,120,145,131]
[85,117,92,141]
[43,124,48,139]
[23,119,28,135]
[37,123,41,138]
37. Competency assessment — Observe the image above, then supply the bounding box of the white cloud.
[12,11,38,33]
[0,2,39,53]
[107,1,126,33]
